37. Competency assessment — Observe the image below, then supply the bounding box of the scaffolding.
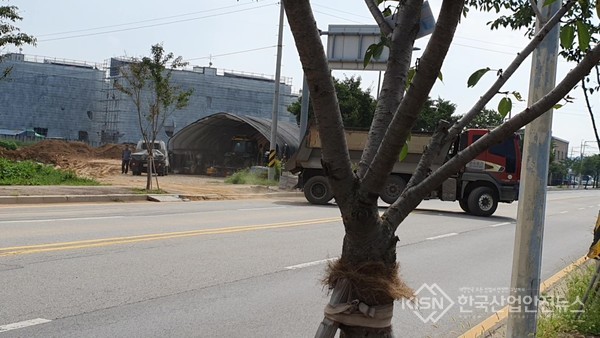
[98,60,123,144]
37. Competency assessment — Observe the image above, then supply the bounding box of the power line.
[38,3,276,42]
[185,45,277,62]
[36,1,274,38]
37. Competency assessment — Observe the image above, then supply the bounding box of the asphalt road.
[0,190,598,337]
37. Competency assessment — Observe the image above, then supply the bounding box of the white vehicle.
[130,140,170,176]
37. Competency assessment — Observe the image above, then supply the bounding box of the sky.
[7,0,599,156]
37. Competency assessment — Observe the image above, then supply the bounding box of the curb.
[0,191,303,205]
[0,194,149,205]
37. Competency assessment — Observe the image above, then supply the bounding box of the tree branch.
[389,0,576,196]
[447,0,575,142]
[384,42,600,228]
[361,0,465,195]
[581,79,600,151]
[282,0,356,208]
[364,0,393,36]
[529,0,545,21]
[358,0,422,179]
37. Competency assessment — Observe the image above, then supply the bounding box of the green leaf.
[372,43,384,59]
[398,134,412,162]
[467,68,491,88]
[579,0,590,13]
[382,6,392,17]
[511,91,524,101]
[437,71,444,83]
[576,20,591,51]
[406,67,416,88]
[543,0,559,5]
[363,44,375,68]
[399,142,409,162]
[553,104,563,110]
[560,25,575,49]
[596,0,600,19]
[498,97,512,118]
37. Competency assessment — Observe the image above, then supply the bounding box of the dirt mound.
[96,144,124,159]
[1,141,127,178]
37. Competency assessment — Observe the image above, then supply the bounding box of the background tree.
[282,0,600,336]
[582,154,600,188]
[0,2,35,79]
[412,97,457,131]
[288,76,377,128]
[462,108,504,129]
[114,44,192,191]
[289,79,458,131]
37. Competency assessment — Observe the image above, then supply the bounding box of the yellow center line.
[0,217,341,257]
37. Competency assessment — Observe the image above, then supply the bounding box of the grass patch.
[0,158,98,185]
[0,140,18,150]
[225,169,278,186]
[537,262,600,338]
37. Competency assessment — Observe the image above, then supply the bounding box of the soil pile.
[0,140,125,178]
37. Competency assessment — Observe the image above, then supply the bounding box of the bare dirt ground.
[0,140,276,198]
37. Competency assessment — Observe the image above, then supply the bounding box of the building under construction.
[0,53,297,145]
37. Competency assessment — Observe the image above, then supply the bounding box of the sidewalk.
[0,184,302,205]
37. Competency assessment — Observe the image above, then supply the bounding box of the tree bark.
[361,0,465,196]
[358,0,421,179]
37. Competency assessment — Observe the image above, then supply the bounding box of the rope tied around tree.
[324,299,394,329]
[318,259,414,331]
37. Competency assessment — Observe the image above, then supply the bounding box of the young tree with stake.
[114,44,192,191]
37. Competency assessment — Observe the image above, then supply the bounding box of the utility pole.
[269,3,285,181]
[506,1,560,337]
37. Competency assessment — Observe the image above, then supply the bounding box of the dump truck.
[286,127,522,217]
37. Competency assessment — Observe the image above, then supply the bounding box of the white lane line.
[426,233,458,240]
[237,207,286,211]
[0,216,125,224]
[490,222,512,228]
[0,318,52,333]
[559,211,569,214]
[285,257,337,270]
[578,207,586,210]
[588,206,595,209]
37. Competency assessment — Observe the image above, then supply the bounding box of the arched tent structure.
[168,112,299,175]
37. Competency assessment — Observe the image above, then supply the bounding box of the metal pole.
[269,3,284,181]
[506,1,560,337]
[299,75,310,140]
[580,140,585,188]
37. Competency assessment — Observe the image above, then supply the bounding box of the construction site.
[0,53,298,146]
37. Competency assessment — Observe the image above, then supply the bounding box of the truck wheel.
[459,199,470,213]
[304,176,333,205]
[380,176,406,204]
[467,186,498,217]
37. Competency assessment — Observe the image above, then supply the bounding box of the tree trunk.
[146,156,153,190]
[283,0,600,336]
